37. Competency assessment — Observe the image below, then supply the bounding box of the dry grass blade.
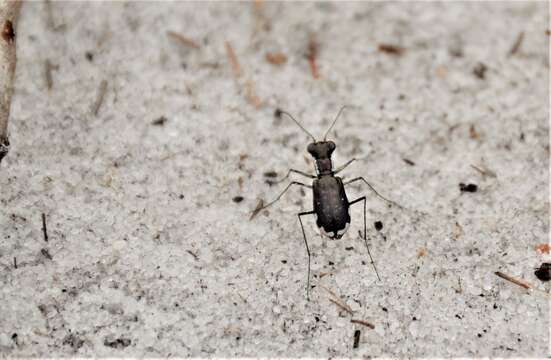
[249,199,264,220]
[167,31,200,49]
[225,41,242,78]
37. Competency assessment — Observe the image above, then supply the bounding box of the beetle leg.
[333,158,356,174]
[345,177,403,208]
[349,196,381,281]
[298,210,315,300]
[274,168,315,184]
[251,181,312,219]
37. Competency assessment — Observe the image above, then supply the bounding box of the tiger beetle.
[252,106,401,299]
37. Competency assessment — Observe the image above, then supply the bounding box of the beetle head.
[307,141,336,159]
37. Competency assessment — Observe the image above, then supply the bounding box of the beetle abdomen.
[313,176,350,239]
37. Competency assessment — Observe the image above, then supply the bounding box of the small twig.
[13,256,17,269]
[320,284,354,315]
[307,34,319,79]
[329,298,354,315]
[508,31,524,56]
[351,319,375,329]
[186,249,198,261]
[167,31,200,50]
[41,213,48,242]
[225,41,242,78]
[91,80,108,116]
[471,164,497,178]
[495,271,530,289]
[495,271,551,299]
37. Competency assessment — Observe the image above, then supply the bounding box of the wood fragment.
[307,34,319,79]
[508,31,524,56]
[225,41,242,78]
[91,80,108,116]
[417,247,427,258]
[378,43,405,55]
[13,256,17,269]
[495,271,530,289]
[351,319,375,329]
[249,199,264,220]
[41,213,48,242]
[266,52,287,65]
[167,31,200,49]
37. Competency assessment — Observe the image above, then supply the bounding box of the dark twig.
[353,329,360,349]
[41,213,48,242]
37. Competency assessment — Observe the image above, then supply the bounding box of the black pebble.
[459,183,478,193]
[535,263,551,282]
[374,221,383,231]
[232,196,244,203]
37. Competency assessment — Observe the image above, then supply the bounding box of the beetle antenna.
[323,105,349,141]
[278,110,316,142]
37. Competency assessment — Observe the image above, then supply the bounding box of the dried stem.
[0,0,22,164]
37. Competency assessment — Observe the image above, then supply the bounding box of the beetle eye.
[307,143,316,154]
[328,141,336,151]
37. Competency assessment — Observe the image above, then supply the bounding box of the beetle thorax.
[315,158,333,176]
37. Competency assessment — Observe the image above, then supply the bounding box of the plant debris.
[307,34,319,79]
[351,319,375,329]
[508,31,524,56]
[473,62,487,79]
[91,80,108,116]
[41,213,48,242]
[232,196,244,203]
[266,52,287,65]
[151,116,167,126]
[225,41,242,78]
[403,158,415,166]
[167,30,200,49]
[378,43,405,55]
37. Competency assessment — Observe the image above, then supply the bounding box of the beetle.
[252,106,401,299]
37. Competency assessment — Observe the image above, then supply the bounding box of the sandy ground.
[0,1,549,357]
